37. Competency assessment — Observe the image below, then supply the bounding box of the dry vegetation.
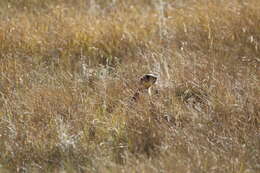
[0,0,259,172]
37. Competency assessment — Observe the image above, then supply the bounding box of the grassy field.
[0,0,259,172]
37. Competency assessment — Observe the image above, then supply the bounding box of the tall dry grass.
[0,0,259,172]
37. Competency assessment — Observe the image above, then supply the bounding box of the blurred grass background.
[0,0,259,172]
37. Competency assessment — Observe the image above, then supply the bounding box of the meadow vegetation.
[0,0,259,172]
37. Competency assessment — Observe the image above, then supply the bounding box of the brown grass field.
[0,0,259,172]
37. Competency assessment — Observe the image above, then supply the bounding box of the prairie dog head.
[132,73,158,101]
[139,73,158,90]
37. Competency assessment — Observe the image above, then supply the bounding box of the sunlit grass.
[0,0,259,172]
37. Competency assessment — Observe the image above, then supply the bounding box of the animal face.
[140,74,158,89]
[131,73,158,101]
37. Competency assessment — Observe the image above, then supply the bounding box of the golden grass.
[0,0,259,172]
